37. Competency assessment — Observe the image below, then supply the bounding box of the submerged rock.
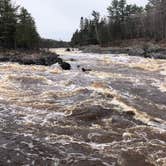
[69,105,113,121]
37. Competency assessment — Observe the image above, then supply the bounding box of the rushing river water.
[0,48,166,166]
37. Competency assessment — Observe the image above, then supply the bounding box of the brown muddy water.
[0,48,166,166]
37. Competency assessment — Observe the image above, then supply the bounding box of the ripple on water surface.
[0,51,166,165]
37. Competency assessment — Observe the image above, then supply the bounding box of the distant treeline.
[0,0,68,50]
[71,0,166,46]
[40,39,69,49]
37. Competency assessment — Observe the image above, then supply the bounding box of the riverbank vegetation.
[0,49,71,69]
[71,0,166,47]
[0,0,68,50]
[0,0,39,49]
[0,0,71,69]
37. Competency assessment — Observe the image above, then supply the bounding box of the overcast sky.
[15,0,147,41]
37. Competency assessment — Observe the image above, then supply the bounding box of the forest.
[0,0,68,50]
[0,0,40,49]
[71,0,166,46]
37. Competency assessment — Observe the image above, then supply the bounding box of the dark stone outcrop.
[128,48,145,56]
[82,68,92,72]
[0,50,71,70]
[79,44,166,59]
[66,48,71,52]
[128,47,166,59]
[58,60,71,70]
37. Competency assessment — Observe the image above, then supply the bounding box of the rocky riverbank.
[0,50,71,70]
[80,42,166,59]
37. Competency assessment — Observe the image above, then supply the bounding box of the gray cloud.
[15,0,147,41]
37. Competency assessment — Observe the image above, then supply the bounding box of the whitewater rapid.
[0,48,165,165]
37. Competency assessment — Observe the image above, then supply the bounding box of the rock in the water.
[66,48,71,52]
[58,61,71,70]
[150,52,166,59]
[0,50,71,69]
[69,105,112,121]
[82,68,92,72]
[128,48,145,56]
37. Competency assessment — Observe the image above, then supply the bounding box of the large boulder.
[59,61,71,70]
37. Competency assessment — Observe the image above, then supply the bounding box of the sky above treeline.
[15,0,148,41]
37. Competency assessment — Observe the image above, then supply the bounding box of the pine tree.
[0,0,18,48]
[80,17,84,30]
[92,11,100,43]
[16,7,39,49]
[71,0,166,46]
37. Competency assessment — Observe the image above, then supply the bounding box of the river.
[0,48,165,166]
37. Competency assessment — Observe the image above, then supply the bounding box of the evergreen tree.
[71,0,166,46]
[0,0,40,49]
[92,11,100,43]
[0,0,18,48]
[80,17,84,30]
[16,7,39,49]
[70,0,144,46]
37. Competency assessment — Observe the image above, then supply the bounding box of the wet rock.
[70,58,76,61]
[69,105,113,122]
[66,48,71,52]
[150,52,166,59]
[59,61,71,70]
[80,44,166,59]
[82,68,92,72]
[128,44,166,59]
[0,50,71,69]
[77,65,80,68]
[128,48,145,56]
[124,111,135,117]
